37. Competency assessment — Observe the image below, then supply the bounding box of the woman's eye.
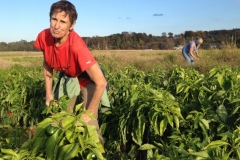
[51,18,57,22]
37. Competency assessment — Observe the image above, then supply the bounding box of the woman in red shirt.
[34,0,106,145]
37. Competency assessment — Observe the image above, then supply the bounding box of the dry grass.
[0,51,42,57]
[92,50,187,72]
[0,51,43,69]
[0,49,240,74]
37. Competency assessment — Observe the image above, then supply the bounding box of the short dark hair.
[50,0,78,25]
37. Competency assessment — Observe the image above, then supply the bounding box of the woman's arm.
[83,63,107,122]
[195,49,200,58]
[43,60,54,106]
[189,43,198,59]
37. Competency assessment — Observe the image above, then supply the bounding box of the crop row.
[0,64,240,159]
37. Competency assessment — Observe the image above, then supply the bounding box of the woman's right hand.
[46,95,54,106]
[45,95,56,115]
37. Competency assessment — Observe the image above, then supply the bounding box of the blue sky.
[1,0,240,43]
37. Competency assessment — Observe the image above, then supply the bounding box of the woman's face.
[196,42,201,46]
[50,11,75,41]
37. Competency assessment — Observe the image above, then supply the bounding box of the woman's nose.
[54,21,60,29]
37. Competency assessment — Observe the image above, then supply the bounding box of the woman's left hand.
[81,113,91,123]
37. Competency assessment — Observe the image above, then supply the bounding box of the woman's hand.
[81,113,91,123]
[46,95,54,106]
[46,96,57,115]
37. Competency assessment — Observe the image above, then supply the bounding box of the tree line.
[0,29,239,51]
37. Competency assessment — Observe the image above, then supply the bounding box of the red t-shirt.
[34,28,96,88]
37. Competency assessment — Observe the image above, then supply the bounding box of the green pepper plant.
[1,96,105,160]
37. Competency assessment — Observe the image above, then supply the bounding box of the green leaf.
[35,157,46,160]
[218,131,232,140]
[0,156,12,160]
[86,140,98,148]
[230,105,240,115]
[234,137,240,144]
[57,143,80,160]
[151,111,160,135]
[190,151,209,158]
[31,146,41,158]
[176,83,184,93]
[75,103,83,112]
[216,104,228,122]
[173,116,179,129]
[217,74,224,87]
[139,144,157,150]
[119,120,127,145]
[153,141,163,149]
[46,128,64,160]
[91,148,105,160]
[230,98,240,103]
[41,107,51,114]
[1,149,19,158]
[130,92,138,107]
[203,140,229,150]
[177,148,189,155]
[201,86,211,93]
[31,137,48,156]
[166,114,173,127]
[65,130,77,143]
[184,86,190,93]
[50,112,68,119]
[100,123,107,135]
[168,135,181,140]
[86,125,104,152]
[217,90,225,96]
[200,119,209,130]
[171,107,183,119]
[20,139,33,150]
[86,125,100,142]
[78,135,85,149]
[199,121,208,138]
[236,147,240,158]
[18,150,31,159]
[131,115,146,146]
[198,90,209,105]
[160,117,167,136]
[232,127,240,140]
[60,115,76,129]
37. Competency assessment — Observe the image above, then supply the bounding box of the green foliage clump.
[1,63,240,159]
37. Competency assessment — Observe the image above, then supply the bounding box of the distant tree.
[159,42,167,50]
[1,28,240,51]
[196,31,206,38]
[184,31,194,39]
[102,38,108,50]
[138,39,145,49]
[0,42,7,51]
[168,32,173,38]
[136,33,147,42]
[162,32,167,37]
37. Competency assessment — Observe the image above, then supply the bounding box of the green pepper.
[87,153,97,160]
[82,149,97,160]
[45,124,58,136]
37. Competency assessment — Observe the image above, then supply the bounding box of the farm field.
[0,49,240,159]
[1,48,240,72]
[0,50,179,69]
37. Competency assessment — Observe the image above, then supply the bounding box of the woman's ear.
[70,21,76,31]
